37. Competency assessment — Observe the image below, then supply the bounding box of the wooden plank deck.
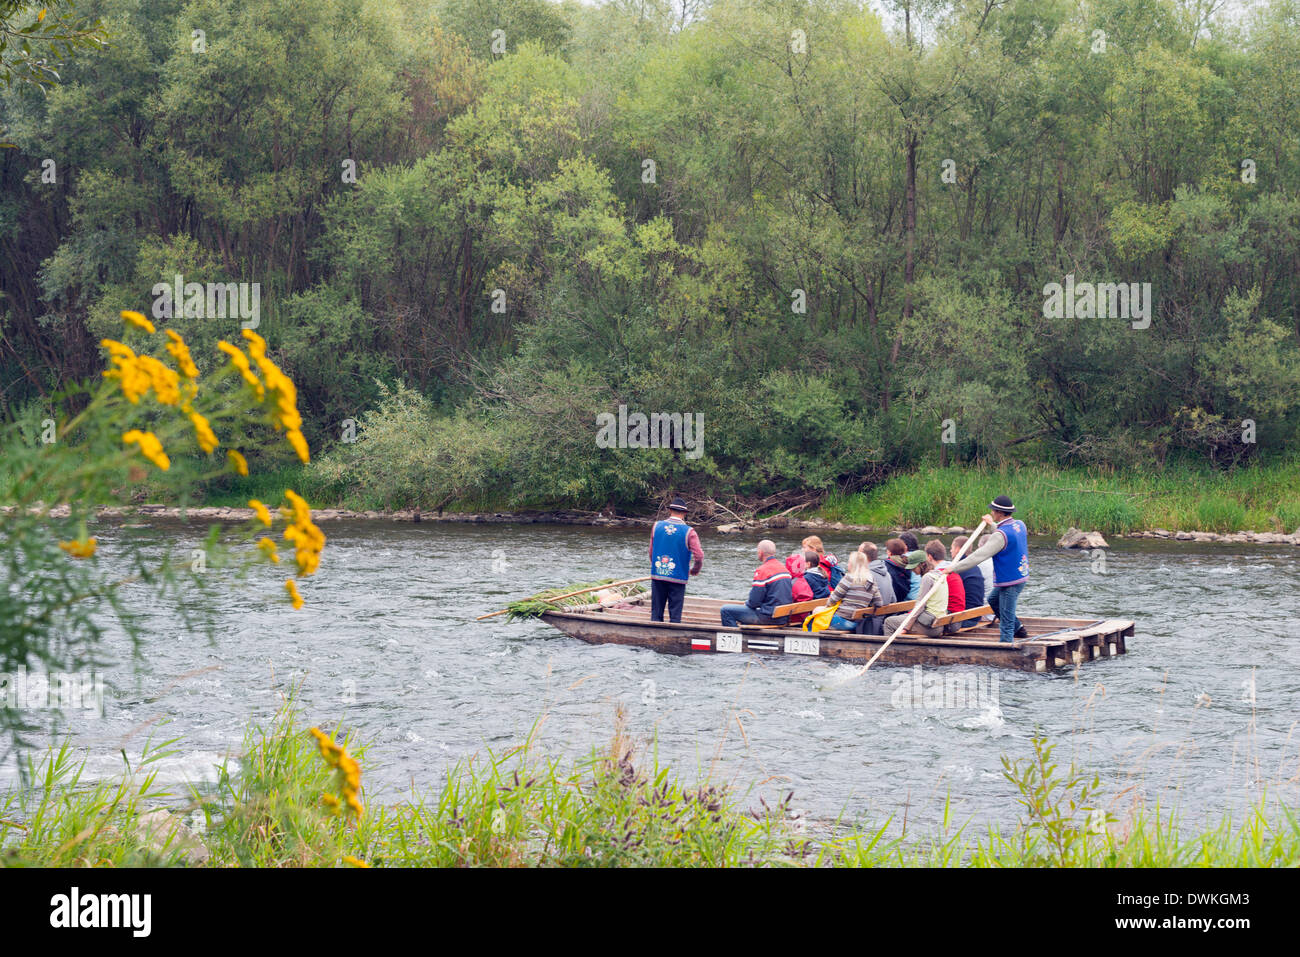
[536,594,1135,673]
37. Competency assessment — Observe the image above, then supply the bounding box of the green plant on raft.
[505,580,648,620]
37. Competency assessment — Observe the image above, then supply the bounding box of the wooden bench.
[770,599,826,619]
[766,600,994,635]
[851,600,915,620]
[933,604,994,628]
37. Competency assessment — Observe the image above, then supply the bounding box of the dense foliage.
[4,0,1299,510]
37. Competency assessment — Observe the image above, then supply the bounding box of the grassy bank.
[11,454,1298,538]
[818,460,1300,536]
[3,707,1298,867]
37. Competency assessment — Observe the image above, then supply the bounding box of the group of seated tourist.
[718,532,997,637]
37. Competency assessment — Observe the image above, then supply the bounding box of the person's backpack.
[824,558,844,590]
[802,601,841,632]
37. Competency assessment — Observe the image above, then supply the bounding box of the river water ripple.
[5,521,1298,835]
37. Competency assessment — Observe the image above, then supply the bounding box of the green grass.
[819,459,1300,536]
[196,464,342,509]
[4,708,1299,867]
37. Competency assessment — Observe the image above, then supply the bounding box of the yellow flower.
[165,330,199,379]
[122,429,170,471]
[308,727,363,818]
[248,499,272,526]
[101,339,183,405]
[121,310,155,334]
[342,855,370,868]
[257,537,280,563]
[286,428,310,464]
[187,408,219,453]
[240,332,302,430]
[217,340,264,398]
[138,355,180,406]
[227,449,249,476]
[58,538,98,559]
[282,489,325,576]
[285,577,304,609]
[241,328,267,359]
[101,339,150,403]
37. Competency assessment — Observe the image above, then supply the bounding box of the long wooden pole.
[475,576,652,621]
[851,519,990,679]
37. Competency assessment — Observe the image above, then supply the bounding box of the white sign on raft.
[784,636,820,656]
[715,632,743,653]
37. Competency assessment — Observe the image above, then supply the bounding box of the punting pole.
[849,518,991,681]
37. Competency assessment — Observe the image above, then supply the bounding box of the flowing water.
[5,520,1299,835]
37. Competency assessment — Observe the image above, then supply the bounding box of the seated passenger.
[802,535,844,589]
[719,540,794,628]
[883,538,913,605]
[899,532,923,599]
[925,539,965,635]
[951,535,986,629]
[883,541,950,638]
[858,541,897,605]
[821,550,884,634]
[802,548,831,599]
[785,551,814,624]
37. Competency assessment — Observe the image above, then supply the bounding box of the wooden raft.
[535,594,1134,673]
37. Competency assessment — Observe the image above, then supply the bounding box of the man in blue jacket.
[719,540,793,628]
[649,497,704,623]
[948,496,1029,642]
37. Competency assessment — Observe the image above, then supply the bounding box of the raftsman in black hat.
[990,495,1015,513]
[669,497,689,512]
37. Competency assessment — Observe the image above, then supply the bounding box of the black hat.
[669,497,688,513]
[990,495,1015,513]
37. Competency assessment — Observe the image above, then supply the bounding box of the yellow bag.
[802,601,841,632]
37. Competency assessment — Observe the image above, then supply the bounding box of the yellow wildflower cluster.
[342,855,371,868]
[217,340,265,398]
[58,538,98,559]
[165,329,200,379]
[215,333,310,462]
[309,727,363,818]
[104,317,222,460]
[187,408,219,454]
[101,340,180,406]
[258,537,280,564]
[121,310,155,334]
[243,330,310,463]
[123,429,170,471]
[281,489,324,577]
[248,498,273,526]
[99,309,327,607]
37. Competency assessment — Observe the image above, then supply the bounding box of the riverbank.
[817,461,1300,537]
[165,457,1300,535]
[21,503,1300,548]
[3,707,1296,867]
[16,457,1300,545]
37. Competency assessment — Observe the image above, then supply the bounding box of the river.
[4,520,1298,837]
